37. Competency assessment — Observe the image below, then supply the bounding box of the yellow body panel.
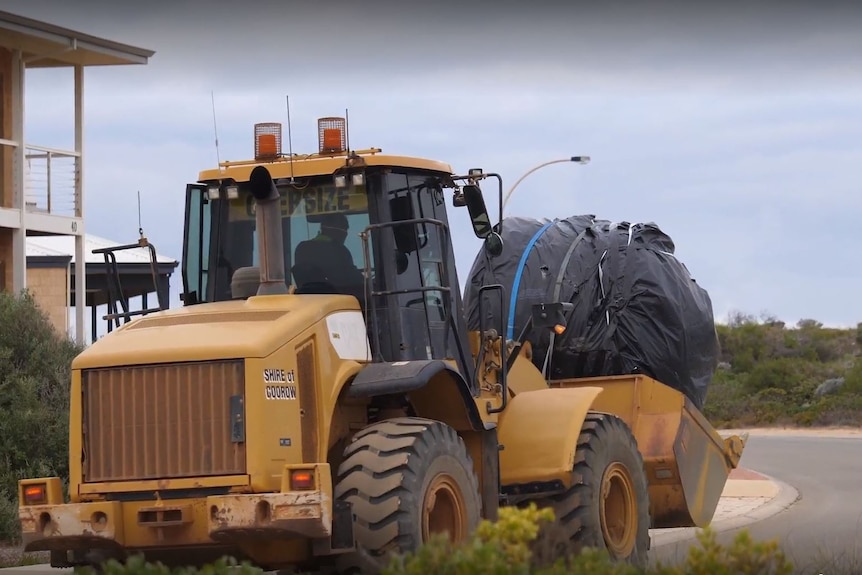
[198,150,454,183]
[71,294,362,369]
[502,343,553,395]
[497,386,604,486]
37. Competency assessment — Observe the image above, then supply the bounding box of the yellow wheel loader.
[17,118,746,573]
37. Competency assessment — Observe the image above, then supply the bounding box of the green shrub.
[705,311,862,427]
[382,504,553,575]
[77,555,262,575]
[841,356,862,395]
[0,290,83,543]
[382,504,793,575]
[742,358,796,394]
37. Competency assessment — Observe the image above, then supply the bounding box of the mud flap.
[313,500,354,556]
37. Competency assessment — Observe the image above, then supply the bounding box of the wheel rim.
[599,462,638,557]
[422,473,468,543]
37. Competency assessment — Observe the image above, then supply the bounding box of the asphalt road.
[650,432,862,574]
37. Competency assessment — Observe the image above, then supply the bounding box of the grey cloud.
[6,0,862,327]
[5,0,862,91]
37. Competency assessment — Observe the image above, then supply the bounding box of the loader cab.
[180,163,489,381]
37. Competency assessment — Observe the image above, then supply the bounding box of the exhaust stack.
[248,165,288,296]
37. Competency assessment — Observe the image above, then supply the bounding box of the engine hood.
[73,294,362,370]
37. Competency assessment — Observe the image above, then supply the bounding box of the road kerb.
[706,474,800,533]
[649,469,800,549]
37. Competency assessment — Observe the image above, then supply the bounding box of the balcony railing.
[24,144,79,217]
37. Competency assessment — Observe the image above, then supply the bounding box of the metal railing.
[24,144,79,217]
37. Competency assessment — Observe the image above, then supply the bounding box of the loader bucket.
[670,395,747,527]
[550,374,747,529]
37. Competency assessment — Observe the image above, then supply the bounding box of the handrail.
[23,144,78,217]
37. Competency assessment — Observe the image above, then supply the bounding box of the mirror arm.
[448,171,505,234]
[483,172,503,232]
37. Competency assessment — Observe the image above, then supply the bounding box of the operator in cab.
[292,213,366,300]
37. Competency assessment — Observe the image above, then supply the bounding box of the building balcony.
[0,7,155,344]
[24,143,79,217]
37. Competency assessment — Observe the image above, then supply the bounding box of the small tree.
[796,318,823,330]
[0,290,84,543]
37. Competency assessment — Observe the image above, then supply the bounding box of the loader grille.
[81,360,247,483]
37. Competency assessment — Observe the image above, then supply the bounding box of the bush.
[381,504,793,575]
[0,290,83,543]
[744,358,805,393]
[841,356,862,395]
[705,311,862,428]
[76,556,262,575]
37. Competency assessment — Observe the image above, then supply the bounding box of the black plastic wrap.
[463,215,718,410]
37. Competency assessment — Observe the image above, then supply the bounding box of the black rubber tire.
[530,412,651,569]
[333,417,482,573]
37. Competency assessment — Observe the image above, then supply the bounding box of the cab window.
[206,178,372,301]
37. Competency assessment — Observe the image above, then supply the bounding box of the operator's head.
[319,212,349,244]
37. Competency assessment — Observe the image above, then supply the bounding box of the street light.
[502,156,591,211]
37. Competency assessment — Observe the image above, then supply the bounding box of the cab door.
[181,184,211,305]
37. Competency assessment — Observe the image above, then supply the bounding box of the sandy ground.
[720,426,862,438]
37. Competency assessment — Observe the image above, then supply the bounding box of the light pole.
[502,156,591,211]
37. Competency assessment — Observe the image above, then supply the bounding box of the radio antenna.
[210,91,222,171]
[345,107,350,152]
[286,95,295,184]
[137,190,144,239]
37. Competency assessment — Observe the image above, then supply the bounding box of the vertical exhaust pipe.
[248,165,288,296]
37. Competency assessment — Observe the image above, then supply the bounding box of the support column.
[74,64,86,345]
[11,49,25,295]
[91,303,97,344]
[66,257,72,337]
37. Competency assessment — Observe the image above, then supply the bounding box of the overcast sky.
[5,0,862,331]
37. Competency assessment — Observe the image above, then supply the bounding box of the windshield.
[198,177,372,302]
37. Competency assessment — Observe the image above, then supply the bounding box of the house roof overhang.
[0,9,154,68]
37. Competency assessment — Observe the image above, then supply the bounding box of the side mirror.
[483,232,504,257]
[462,184,492,238]
[531,302,574,334]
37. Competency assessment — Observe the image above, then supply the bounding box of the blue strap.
[507,221,555,340]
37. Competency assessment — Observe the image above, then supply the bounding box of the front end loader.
[18,117,746,573]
